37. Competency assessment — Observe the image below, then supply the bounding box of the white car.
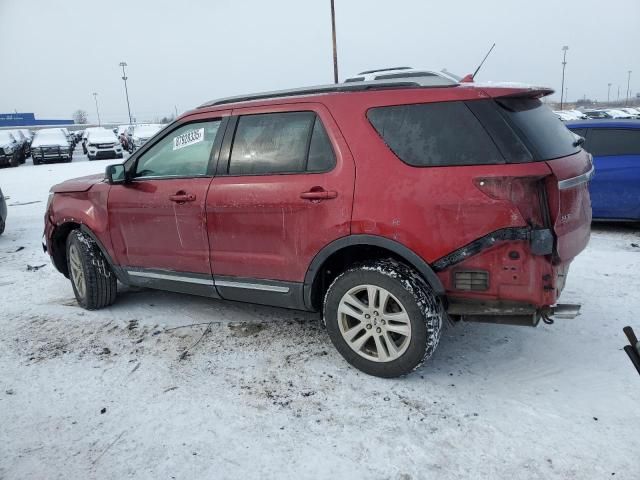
[567,109,587,120]
[344,67,460,85]
[125,124,164,152]
[85,128,123,161]
[553,111,577,121]
[618,107,640,119]
[604,109,634,119]
[31,129,72,165]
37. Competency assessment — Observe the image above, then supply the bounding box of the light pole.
[626,70,632,106]
[607,83,612,104]
[92,92,101,126]
[560,46,569,110]
[330,0,339,84]
[119,61,132,124]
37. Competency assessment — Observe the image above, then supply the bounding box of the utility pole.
[92,92,101,126]
[119,62,132,124]
[330,0,339,84]
[607,83,612,103]
[626,70,632,106]
[560,46,569,110]
[617,85,620,102]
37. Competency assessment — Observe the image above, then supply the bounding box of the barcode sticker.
[173,128,205,150]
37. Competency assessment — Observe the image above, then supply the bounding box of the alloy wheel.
[337,284,411,362]
[69,244,86,299]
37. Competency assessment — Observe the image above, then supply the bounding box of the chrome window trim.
[558,164,595,190]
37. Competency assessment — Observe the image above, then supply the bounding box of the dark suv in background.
[44,73,592,377]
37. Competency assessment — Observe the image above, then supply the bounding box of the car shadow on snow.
[106,284,538,379]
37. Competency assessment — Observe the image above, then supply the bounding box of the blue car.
[566,119,640,221]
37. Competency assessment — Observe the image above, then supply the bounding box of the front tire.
[66,230,117,310]
[324,259,444,378]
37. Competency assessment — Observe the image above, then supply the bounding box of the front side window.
[134,120,221,178]
[584,129,640,156]
[367,101,503,166]
[228,112,335,175]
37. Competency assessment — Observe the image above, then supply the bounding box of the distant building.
[0,113,74,127]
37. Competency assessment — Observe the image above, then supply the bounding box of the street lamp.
[119,61,132,124]
[330,0,339,84]
[560,46,569,110]
[607,83,612,104]
[92,92,101,126]
[626,70,632,106]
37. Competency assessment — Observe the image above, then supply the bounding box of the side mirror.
[105,164,127,185]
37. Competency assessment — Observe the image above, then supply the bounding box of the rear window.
[367,101,503,166]
[584,129,640,156]
[496,98,579,160]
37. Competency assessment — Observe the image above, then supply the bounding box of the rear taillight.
[474,176,549,227]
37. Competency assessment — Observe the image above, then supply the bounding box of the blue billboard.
[0,113,74,127]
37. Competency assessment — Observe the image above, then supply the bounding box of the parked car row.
[113,124,163,153]
[554,107,640,121]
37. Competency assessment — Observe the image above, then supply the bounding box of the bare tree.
[72,109,88,124]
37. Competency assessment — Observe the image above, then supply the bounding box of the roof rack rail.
[198,79,426,108]
[358,66,412,75]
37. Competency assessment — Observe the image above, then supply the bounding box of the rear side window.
[496,98,579,160]
[584,129,640,156]
[228,112,335,175]
[367,101,503,166]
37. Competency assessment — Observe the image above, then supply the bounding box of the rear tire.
[66,230,117,310]
[323,258,444,378]
[10,152,19,167]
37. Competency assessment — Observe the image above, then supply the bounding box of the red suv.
[44,75,593,377]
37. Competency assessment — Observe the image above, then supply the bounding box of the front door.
[206,105,355,305]
[109,117,226,294]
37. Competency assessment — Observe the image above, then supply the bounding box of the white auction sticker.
[173,128,205,150]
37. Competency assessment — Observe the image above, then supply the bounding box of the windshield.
[496,97,580,160]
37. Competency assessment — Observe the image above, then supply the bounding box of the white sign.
[173,128,205,150]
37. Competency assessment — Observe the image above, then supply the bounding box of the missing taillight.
[474,176,549,227]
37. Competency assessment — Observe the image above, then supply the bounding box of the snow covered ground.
[0,150,639,480]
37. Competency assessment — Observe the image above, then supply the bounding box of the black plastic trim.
[214,275,306,310]
[303,234,446,310]
[79,225,129,284]
[432,227,553,272]
[124,267,219,298]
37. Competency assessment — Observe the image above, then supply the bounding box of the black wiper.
[573,136,585,147]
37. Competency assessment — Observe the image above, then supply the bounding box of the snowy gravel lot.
[1,150,639,480]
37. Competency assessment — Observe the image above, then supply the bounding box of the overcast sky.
[1,0,639,123]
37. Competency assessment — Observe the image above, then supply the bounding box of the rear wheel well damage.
[304,236,445,311]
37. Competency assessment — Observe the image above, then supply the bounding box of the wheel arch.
[50,222,125,282]
[303,235,445,311]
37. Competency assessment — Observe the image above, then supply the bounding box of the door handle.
[169,193,196,203]
[300,189,338,200]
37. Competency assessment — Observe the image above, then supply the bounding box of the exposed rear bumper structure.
[447,299,581,327]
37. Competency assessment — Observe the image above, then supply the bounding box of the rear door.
[108,116,227,293]
[582,128,640,220]
[206,103,355,303]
